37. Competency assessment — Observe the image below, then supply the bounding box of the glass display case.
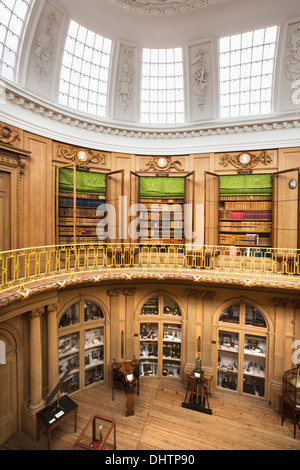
[245,304,266,327]
[281,366,300,438]
[243,334,266,396]
[140,296,159,315]
[139,295,183,378]
[59,303,80,328]
[163,296,181,316]
[71,414,117,450]
[140,323,158,376]
[84,302,104,322]
[219,304,240,324]
[58,300,105,392]
[84,327,104,386]
[58,332,80,393]
[218,330,239,391]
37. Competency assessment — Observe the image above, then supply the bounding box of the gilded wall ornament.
[140,156,183,172]
[57,145,106,168]
[219,151,272,174]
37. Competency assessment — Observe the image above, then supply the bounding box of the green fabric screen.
[59,168,106,195]
[219,174,272,196]
[140,176,185,199]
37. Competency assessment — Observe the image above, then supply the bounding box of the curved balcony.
[0,243,300,307]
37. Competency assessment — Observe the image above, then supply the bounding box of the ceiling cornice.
[1,80,300,153]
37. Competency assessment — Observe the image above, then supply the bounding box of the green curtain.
[59,168,106,195]
[219,174,272,196]
[140,176,185,199]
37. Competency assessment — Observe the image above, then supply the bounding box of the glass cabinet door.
[58,300,105,392]
[162,323,181,377]
[243,334,266,397]
[58,332,80,393]
[84,327,104,387]
[140,323,158,376]
[217,330,239,391]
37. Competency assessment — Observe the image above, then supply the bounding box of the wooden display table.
[111,359,140,416]
[186,372,213,395]
[36,395,78,450]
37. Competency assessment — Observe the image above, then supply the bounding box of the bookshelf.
[131,173,195,246]
[218,174,273,248]
[56,167,107,245]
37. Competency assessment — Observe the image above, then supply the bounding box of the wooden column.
[123,288,136,361]
[108,289,121,362]
[273,298,289,384]
[28,307,44,412]
[201,291,215,374]
[47,304,60,394]
[185,290,199,372]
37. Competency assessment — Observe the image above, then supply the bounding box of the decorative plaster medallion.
[109,0,221,15]
[191,49,208,108]
[141,156,183,172]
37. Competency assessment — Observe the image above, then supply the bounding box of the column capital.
[29,307,44,319]
[47,303,60,313]
[185,289,199,297]
[107,289,122,297]
[201,291,215,299]
[272,298,290,306]
[123,288,136,296]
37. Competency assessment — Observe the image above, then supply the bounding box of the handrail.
[0,243,299,295]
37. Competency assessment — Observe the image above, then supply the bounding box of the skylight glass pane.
[59,20,112,118]
[0,0,31,80]
[219,25,278,118]
[141,47,184,124]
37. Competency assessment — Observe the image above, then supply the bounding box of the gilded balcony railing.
[0,243,300,295]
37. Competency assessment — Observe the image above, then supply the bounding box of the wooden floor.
[1,377,300,451]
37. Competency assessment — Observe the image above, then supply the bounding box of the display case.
[217,330,239,391]
[58,300,106,393]
[281,366,300,438]
[162,323,181,378]
[140,323,158,375]
[84,327,104,386]
[58,332,80,393]
[243,334,266,396]
[72,414,117,450]
[59,303,80,328]
[140,297,159,315]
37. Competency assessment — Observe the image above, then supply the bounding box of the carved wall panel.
[113,42,137,121]
[279,18,300,112]
[25,1,66,100]
[188,39,215,122]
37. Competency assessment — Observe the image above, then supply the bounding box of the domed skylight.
[0,0,31,81]
[141,47,184,124]
[58,20,112,117]
[219,25,278,118]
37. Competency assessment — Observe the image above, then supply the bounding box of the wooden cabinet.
[58,300,105,393]
[139,295,182,378]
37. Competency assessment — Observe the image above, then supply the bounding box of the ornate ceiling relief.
[109,0,221,15]
[117,47,135,111]
[33,11,57,82]
[285,21,300,105]
[191,49,208,108]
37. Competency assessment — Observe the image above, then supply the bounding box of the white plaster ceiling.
[108,0,222,15]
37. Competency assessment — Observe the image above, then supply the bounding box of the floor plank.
[1,377,299,451]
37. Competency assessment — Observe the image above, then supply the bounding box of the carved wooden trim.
[57,145,106,168]
[219,151,272,174]
[140,156,184,173]
[0,125,20,147]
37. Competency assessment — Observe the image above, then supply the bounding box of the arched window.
[58,300,105,393]
[217,301,267,397]
[139,294,182,378]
